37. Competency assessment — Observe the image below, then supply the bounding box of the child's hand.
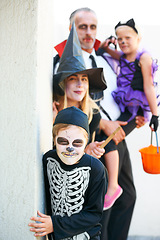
[29,210,53,237]
[149,115,159,131]
[85,141,105,159]
[135,116,146,128]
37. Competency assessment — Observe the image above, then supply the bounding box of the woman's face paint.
[55,125,87,165]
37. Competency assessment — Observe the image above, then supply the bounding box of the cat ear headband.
[115,18,138,34]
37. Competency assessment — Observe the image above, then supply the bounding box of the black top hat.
[53,106,89,134]
[53,22,107,95]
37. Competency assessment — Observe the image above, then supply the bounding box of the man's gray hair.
[69,7,96,25]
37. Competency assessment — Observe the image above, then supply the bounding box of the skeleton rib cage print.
[47,158,91,217]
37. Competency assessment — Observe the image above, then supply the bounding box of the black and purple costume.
[112,50,159,121]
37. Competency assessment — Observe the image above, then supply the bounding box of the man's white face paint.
[55,125,87,165]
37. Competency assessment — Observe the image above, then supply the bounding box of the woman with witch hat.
[52,22,107,159]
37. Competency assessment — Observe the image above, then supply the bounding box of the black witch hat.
[53,22,107,95]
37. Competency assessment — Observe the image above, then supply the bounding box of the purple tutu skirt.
[112,86,150,120]
[112,51,159,121]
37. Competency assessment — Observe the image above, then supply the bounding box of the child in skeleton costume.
[29,107,107,239]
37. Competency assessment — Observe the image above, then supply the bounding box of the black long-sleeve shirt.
[43,150,106,240]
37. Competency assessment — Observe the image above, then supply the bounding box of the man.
[53,8,145,240]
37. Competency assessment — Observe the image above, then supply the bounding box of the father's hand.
[100,119,128,145]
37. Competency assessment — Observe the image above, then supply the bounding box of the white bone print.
[47,158,91,217]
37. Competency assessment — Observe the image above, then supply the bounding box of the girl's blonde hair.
[115,24,141,40]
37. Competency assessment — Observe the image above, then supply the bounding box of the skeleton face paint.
[55,125,87,165]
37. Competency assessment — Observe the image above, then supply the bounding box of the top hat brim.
[53,67,107,95]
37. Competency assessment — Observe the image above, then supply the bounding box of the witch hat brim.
[53,22,107,95]
[54,67,106,94]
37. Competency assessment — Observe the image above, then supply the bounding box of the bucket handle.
[151,131,159,153]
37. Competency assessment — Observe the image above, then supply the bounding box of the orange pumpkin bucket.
[139,131,160,174]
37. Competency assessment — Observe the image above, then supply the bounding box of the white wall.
[126,126,160,237]
[52,1,160,237]
[0,0,54,239]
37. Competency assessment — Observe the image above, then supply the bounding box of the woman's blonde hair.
[62,79,99,123]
